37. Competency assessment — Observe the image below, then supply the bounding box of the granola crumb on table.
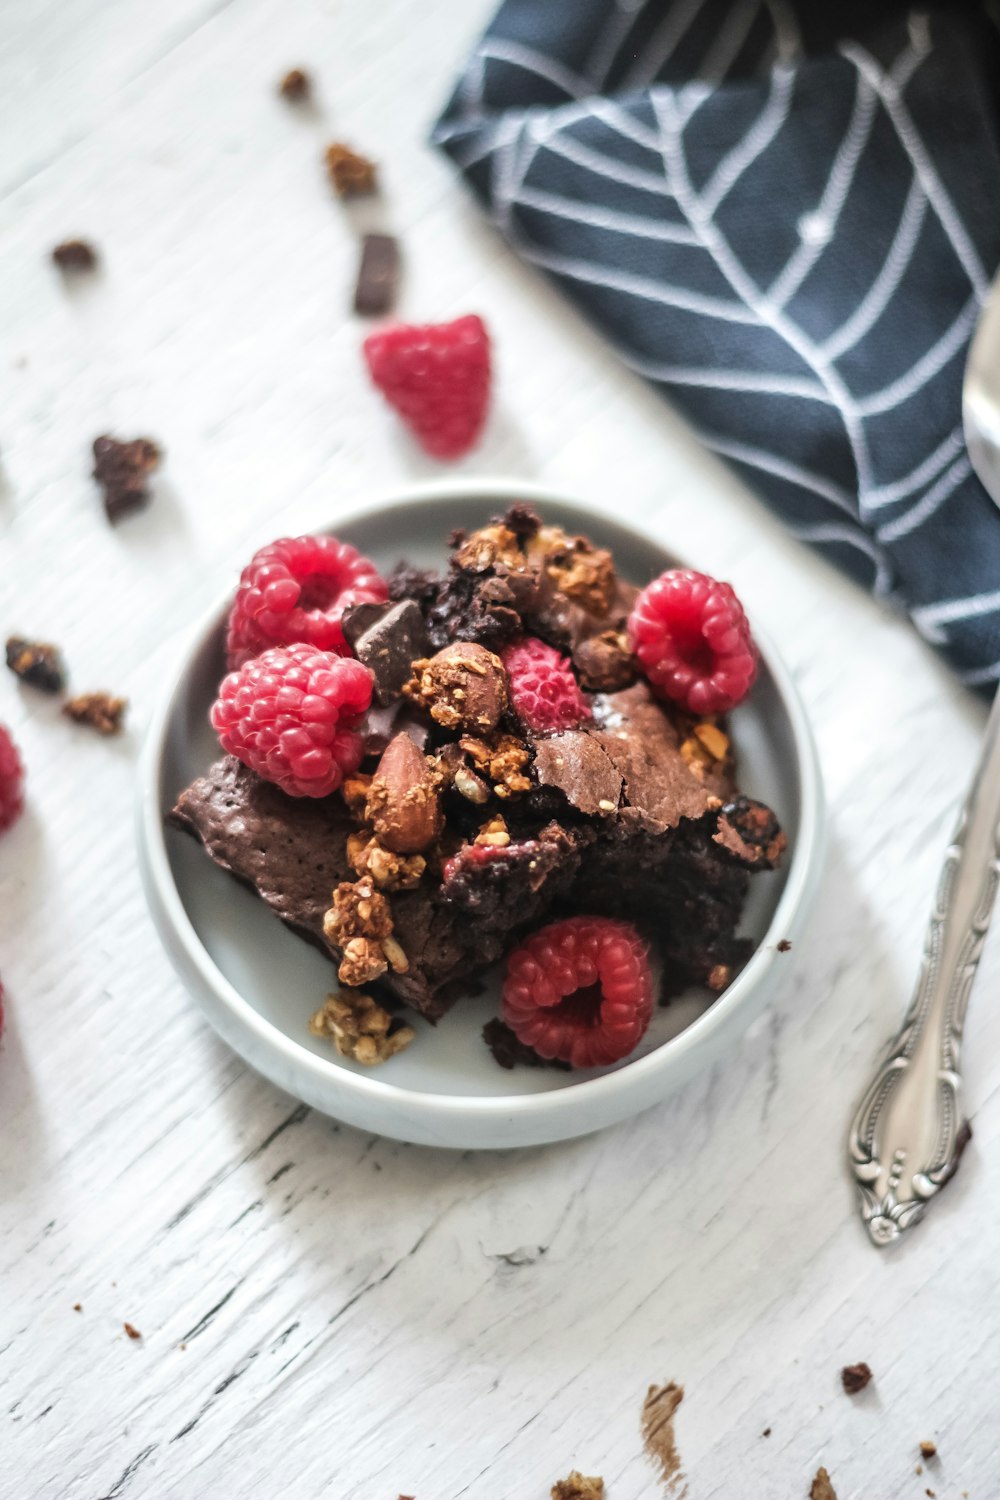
[551,1471,604,1500]
[63,692,127,735]
[278,67,310,100]
[324,142,377,196]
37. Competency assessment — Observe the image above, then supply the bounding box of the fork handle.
[848,689,1000,1246]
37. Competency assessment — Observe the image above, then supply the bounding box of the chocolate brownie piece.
[589,682,717,832]
[171,511,786,1034]
[169,758,583,1022]
[169,757,354,954]
[530,731,623,817]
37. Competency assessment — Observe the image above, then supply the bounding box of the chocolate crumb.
[777,938,792,953]
[325,142,377,196]
[72,1303,82,1312]
[810,1468,837,1500]
[841,1361,872,1394]
[63,692,127,736]
[278,68,310,100]
[179,1342,188,1351]
[354,233,400,317]
[926,1489,935,1498]
[551,1473,603,1500]
[761,1427,771,1437]
[92,434,161,522]
[482,1018,570,1071]
[123,1322,142,1340]
[919,1441,937,1460]
[504,502,541,542]
[6,637,65,693]
[715,795,787,869]
[52,239,97,272]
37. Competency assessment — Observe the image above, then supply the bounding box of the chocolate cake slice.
[170,505,786,1054]
[169,757,582,1022]
[526,680,779,993]
[170,756,353,952]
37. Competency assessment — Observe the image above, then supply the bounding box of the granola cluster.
[528,524,616,615]
[551,1473,604,1500]
[679,719,731,780]
[63,691,127,735]
[437,734,531,805]
[573,628,635,692]
[322,878,408,986]
[405,642,508,733]
[474,814,510,848]
[324,142,377,196]
[309,990,414,1065]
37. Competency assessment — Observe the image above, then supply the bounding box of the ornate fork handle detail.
[848,692,1000,1246]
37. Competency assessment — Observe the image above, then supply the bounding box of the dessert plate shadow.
[138,479,824,1148]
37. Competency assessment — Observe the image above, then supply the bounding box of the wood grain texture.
[1,1,998,1496]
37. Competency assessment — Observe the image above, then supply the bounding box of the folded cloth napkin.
[433,1,1000,689]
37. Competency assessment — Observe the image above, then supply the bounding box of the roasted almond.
[366,731,443,854]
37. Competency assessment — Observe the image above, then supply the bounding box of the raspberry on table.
[226,534,387,669]
[211,643,374,798]
[0,725,25,834]
[362,314,491,460]
[501,636,591,735]
[628,569,758,715]
[502,916,653,1069]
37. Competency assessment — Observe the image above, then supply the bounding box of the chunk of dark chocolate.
[341,598,428,706]
[354,233,400,316]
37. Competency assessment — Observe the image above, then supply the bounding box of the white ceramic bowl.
[138,480,823,1149]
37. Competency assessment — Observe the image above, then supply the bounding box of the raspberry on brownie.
[226,535,387,669]
[503,916,653,1068]
[629,569,758,714]
[501,636,592,735]
[211,643,374,799]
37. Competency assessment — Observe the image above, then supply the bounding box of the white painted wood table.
[1,2,997,1496]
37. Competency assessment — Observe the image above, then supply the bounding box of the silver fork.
[847,281,1000,1246]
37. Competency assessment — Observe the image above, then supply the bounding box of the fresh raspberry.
[501,636,591,735]
[502,916,653,1069]
[211,643,373,798]
[628,569,758,714]
[226,535,387,669]
[0,726,25,834]
[362,314,491,460]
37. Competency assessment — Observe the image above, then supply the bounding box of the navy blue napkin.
[433,2,1000,689]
